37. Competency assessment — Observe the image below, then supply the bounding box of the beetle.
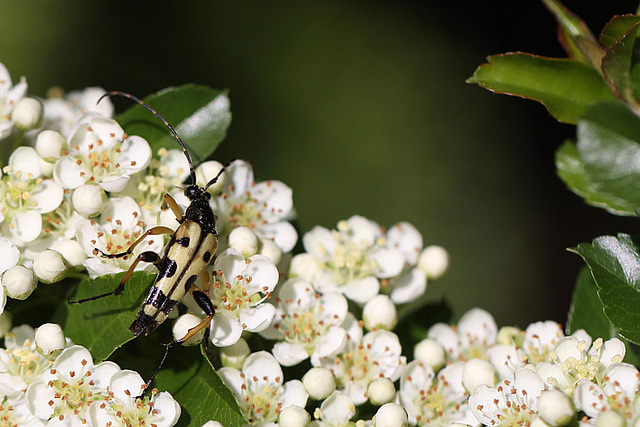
[70,91,223,392]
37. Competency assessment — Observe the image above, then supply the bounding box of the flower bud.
[596,411,625,427]
[538,389,574,426]
[302,367,336,400]
[0,312,12,338]
[418,245,449,279]
[413,338,446,370]
[228,227,259,257]
[33,250,68,284]
[72,184,107,217]
[35,323,66,358]
[497,326,523,345]
[196,161,226,193]
[279,405,310,427]
[2,265,36,300]
[462,358,496,394]
[201,422,223,427]
[52,239,87,267]
[12,97,43,130]
[260,238,282,265]
[363,295,397,331]
[219,338,250,369]
[367,378,396,405]
[530,418,552,427]
[172,313,205,346]
[373,403,408,427]
[36,130,66,161]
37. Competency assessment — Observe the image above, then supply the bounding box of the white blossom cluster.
[0,323,180,426]
[5,58,636,427]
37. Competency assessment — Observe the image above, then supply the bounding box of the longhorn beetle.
[70,91,223,394]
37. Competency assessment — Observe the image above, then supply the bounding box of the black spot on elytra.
[203,251,211,263]
[165,260,178,278]
[184,274,198,292]
[177,237,190,247]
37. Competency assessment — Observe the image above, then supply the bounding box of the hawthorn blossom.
[260,278,349,366]
[0,325,56,396]
[428,308,498,362]
[399,360,477,426]
[573,363,640,425]
[53,113,151,193]
[535,334,626,395]
[190,248,278,347]
[218,351,308,424]
[26,345,119,425]
[42,87,114,137]
[291,215,405,304]
[314,329,405,405]
[0,392,45,427]
[89,370,181,427]
[211,160,297,253]
[468,368,546,426]
[0,61,28,140]
[0,237,20,314]
[310,391,357,427]
[1,147,64,245]
[76,196,164,277]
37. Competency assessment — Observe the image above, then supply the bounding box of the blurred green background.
[1,1,638,328]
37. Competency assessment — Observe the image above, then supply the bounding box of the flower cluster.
[0,323,180,426]
[5,58,635,427]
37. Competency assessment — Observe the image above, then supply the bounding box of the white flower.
[26,345,119,425]
[193,248,278,347]
[462,358,497,394]
[0,392,46,426]
[33,249,68,284]
[2,265,37,300]
[573,363,640,421]
[417,245,449,280]
[172,313,206,346]
[0,238,23,313]
[218,351,308,424]
[399,360,476,426]
[428,308,498,362]
[537,389,575,426]
[212,160,297,252]
[0,148,64,244]
[310,391,356,427]
[117,148,191,227]
[89,370,181,427]
[535,335,625,395]
[76,196,164,277]
[413,338,446,370]
[219,338,251,369]
[53,113,151,192]
[0,62,28,140]
[314,329,405,405]
[261,278,349,366]
[469,368,546,426]
[363,294,397,331]
[295,215,405,304]
[43,87,114,137]
[279,405,311,427]
[367,378,396,406]
[0,325,54,396]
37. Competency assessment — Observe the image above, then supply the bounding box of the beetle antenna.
[98,91,197,185]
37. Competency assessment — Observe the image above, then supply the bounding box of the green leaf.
[468,53,617,124]
[571,234,640,344]
[56,271,155,362]
[567,267,615,338]
[600,15,640,48]
[115,85,231,164]
[541,0,603,68]
[602,21,640,113]
[155,347,246,427]
[555,139,639,215]
[560,102,640,215]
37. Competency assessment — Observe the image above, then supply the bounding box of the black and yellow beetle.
[70,91,223,390]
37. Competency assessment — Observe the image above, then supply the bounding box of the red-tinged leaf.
[600,14,640,48]
[602,22,640,113]
[468,53,617,124]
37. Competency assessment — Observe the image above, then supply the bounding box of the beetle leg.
[139,288,215,397]
[69,251,161,304]
[94,226,174,259]
[161,193,183,222]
